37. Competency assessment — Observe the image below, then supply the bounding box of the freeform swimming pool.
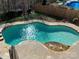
[2,22,79,46]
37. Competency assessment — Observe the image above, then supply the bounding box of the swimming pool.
[2,22,79,46]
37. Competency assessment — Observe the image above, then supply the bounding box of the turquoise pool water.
[2,22,79,46]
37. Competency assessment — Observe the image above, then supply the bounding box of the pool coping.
[1,19,79,45]
[2,19,79,32]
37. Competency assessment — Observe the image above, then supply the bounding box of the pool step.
[0,33,3,41]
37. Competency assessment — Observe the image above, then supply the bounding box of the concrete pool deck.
[15,40,79,59]
[0,19,79,59]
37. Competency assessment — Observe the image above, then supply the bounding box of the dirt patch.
[44,42,70,52]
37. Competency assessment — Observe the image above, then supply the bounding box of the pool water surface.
[2,22,79,46]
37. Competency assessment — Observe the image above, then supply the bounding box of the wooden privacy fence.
[33,3,79,19]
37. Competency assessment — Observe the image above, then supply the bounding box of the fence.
[0,0,42,14]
